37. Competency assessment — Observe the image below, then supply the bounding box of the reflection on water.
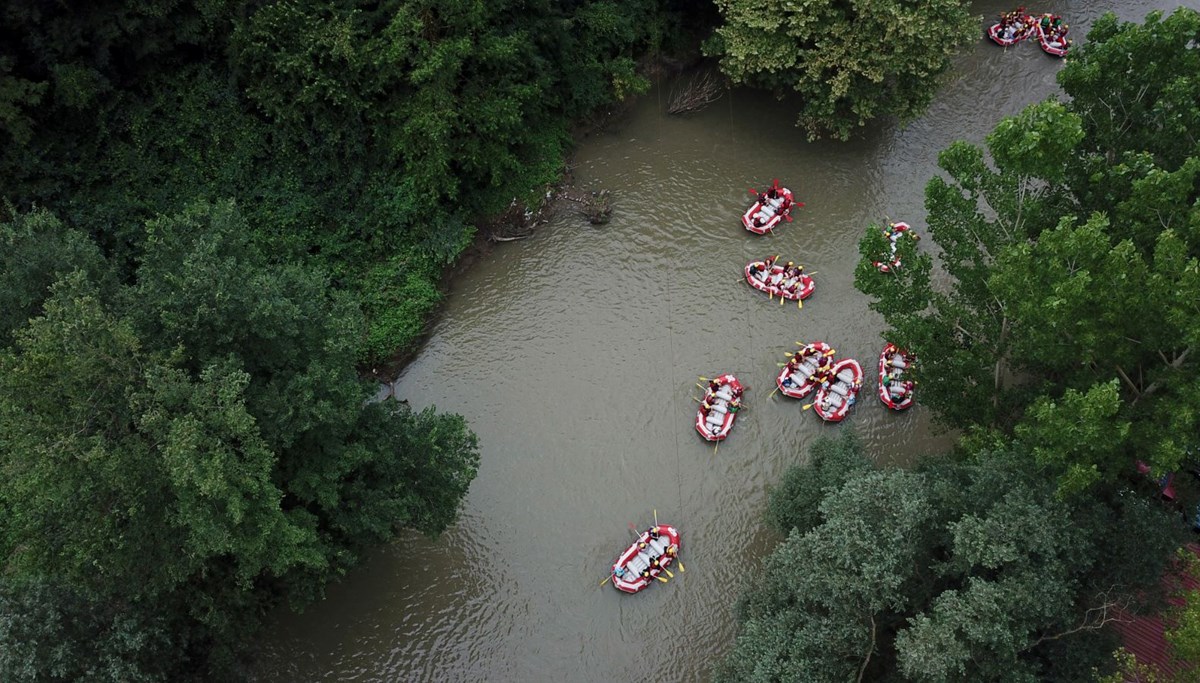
[253,2,1188,679]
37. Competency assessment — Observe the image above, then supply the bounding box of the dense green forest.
[718,9,1200,682]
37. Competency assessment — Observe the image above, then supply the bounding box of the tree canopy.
[0,202,480,679]
[0,0,673,361]
[717,435,1183,683]
[855,8,1200,491]
[706,0,977,140]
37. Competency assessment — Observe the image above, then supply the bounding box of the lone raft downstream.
[609,525,682,594]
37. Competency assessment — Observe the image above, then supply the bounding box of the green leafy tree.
[2,0,672,361]
[0,203,480,677]
[718,439,1182,682]
[766,430,873,536]
[855,9,1200,486]
[0,207,111,346]
[706,0,977,140]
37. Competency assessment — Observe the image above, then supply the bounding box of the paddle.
[797,298,803,310]
[801,402,816,411]
[656,575,669,583]
[664,567,675,578]
[678,560,686,573]
[767,384,782,398]
[600,575,611,587]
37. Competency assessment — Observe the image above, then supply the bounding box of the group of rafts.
[608,182,919,593]
[695,340,916,443]
[988,7,1071,57]
[694,189,921,443]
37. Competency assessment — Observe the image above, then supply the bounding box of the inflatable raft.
[877,343,915,411]
[742,181,799,235]
[695,374,744,441]
[988,11,1034,46]
[610,525,682,594]
[745,259,815,301]
[776,342,835,399]
[1035,19,1070,57]
[812,358,863,422]
[873,221,919,273]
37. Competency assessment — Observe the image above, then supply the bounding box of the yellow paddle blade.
[600,575,611,587]
[779,295,785,306]
[768,290,772,301]
[678,561,686,573]
[653,509,658,526]
[802,403,814,411]
[798,298,803,310]
[698,376,710,382]
[664,568,674,578]
[795,341,806,346]
[656,575,669,583]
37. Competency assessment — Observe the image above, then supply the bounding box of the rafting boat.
[695,374,744,441]
[742,180,800,235]
[1032,14,1070,56]
[873,221,919,273]
[610,524,682,594]
[988,12,1034,46]
[812,358,863,422]
[776,342,835,399]
[745,259,815,301]
[877,343,915,411]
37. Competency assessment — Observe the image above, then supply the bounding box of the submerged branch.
[668,70,725,115]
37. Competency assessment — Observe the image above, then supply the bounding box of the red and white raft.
[610,525,682,594]
[812,358,863,422]
[695,374,744,441]
[1035,18,1070,57]
[742,181,800,235]
[873,221,920,273]
[877,343,915,411]
[776,342,835,399]
[745,259,815,301]
[988,11,1034,46]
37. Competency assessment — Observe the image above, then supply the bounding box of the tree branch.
[857,613,877,683]
[1027,589,1131,650]
[1138,346,1192,403]
[1115,364,1142,398]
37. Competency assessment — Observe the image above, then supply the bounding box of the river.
[253,1,1195,679]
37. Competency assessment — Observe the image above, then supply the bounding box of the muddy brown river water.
[253,1,1197,679]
